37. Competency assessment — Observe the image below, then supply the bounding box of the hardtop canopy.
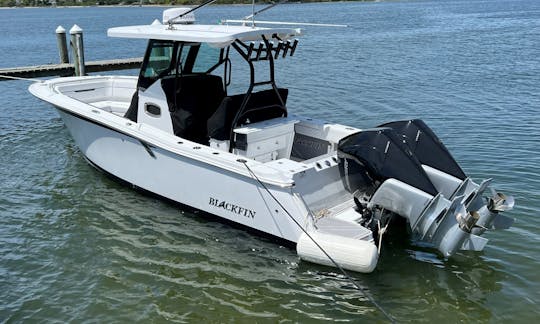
[108,23,302,48]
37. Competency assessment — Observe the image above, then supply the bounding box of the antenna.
[251,0,256,27]
[245,0,286,24]
[167,0,218,29]
[223,20,348,28]
[221,0,348,28]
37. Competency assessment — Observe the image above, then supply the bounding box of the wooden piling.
[70,25,85,76]
[56,26,69,64]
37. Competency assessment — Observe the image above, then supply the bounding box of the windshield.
[142,41,176,79]
[138,40,223,90]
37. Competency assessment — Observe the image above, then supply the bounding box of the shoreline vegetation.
[0,0,373,8]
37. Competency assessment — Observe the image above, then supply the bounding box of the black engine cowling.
[378,119,466,180]
[337,127,438,197]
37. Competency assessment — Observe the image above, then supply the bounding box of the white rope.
[0,74,44,82]
[377,219,390,255]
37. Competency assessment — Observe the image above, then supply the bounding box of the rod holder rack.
[244,39,299,62]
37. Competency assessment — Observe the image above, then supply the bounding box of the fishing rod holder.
[243,39,299,62]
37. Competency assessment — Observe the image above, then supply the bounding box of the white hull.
[57,106,306,242]
[32,76,367,241]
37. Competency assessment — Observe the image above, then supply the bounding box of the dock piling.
[55,26,69,64]
[69,25,85,76]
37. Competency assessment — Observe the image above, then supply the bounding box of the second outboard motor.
[379,119,466,180]
[380,119,515,235]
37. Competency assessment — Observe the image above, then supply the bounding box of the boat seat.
[207,88,288,141]
[163,74,225,144]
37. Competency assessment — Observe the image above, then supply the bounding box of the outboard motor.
[337,121,515,258]
[381,119,515,236]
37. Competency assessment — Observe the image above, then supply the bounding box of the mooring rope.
[0,74,44,82]
[377,218,391,255]
[241,160,395,323]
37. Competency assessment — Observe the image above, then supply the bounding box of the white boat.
[29,8,515,273]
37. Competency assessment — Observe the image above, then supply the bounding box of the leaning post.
[55,25,69,64]
[69,24,85,76]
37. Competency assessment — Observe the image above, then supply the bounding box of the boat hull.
[55,107,306,243]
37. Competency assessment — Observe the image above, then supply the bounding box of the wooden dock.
[0,57,143,81]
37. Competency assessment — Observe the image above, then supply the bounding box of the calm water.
[1,0,540,322]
